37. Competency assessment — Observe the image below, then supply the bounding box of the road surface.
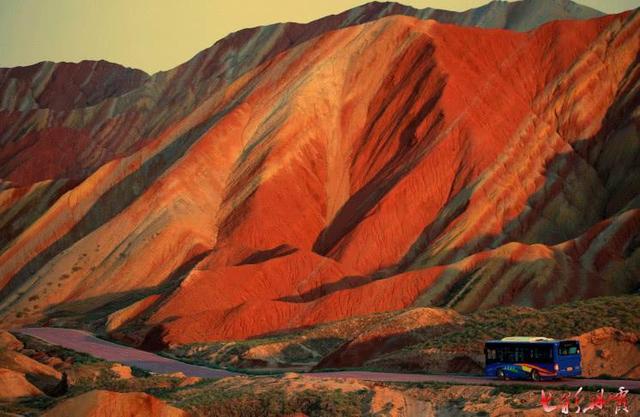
[17,327,640,389]
[19,327,235,379]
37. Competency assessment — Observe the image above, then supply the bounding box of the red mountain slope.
[0,8,638,346]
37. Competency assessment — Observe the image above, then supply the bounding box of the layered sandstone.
[0,1,637,347]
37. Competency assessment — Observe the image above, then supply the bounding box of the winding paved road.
[17,328,640,390]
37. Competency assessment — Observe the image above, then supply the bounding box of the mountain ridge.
[0,4,638,347]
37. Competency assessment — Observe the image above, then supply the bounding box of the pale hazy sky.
[1,0,638,74]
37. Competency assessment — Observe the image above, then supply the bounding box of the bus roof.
[486,336,557,343]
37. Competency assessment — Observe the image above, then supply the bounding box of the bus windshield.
[485,343,554,364]
[559,340,580,355]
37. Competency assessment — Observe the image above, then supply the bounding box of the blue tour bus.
[484,337,581,381]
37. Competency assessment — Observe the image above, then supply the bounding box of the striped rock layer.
[0,1,638,345]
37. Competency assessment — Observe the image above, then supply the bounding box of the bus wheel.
[530,370,540,382]
[497,369,508,380]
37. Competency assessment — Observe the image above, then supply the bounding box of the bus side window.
[534,346,552,362]
[526,348,535,362]
[504,347,515,362]
[515,346,524,362]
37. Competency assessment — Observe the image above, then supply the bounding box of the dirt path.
[17,327,640,389]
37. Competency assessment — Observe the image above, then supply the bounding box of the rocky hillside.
[0,0,638,347]
[163,295,640,378]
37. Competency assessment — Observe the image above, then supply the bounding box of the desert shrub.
[281,343,314,362]
[131,366,151,378]
[489,385,533,396]
[17,395,57,410]
[180,387,367,417]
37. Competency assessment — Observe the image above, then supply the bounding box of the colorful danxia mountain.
[0,0,639,358]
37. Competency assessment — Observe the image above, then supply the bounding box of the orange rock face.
[0,368,43,400]
[42,390,190,417]
[106,295,162,333]
[0,4,638,346]
[0,346,63,397]
[576,327,640,378]
[0,349,61,381]
[0,330,23,350]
